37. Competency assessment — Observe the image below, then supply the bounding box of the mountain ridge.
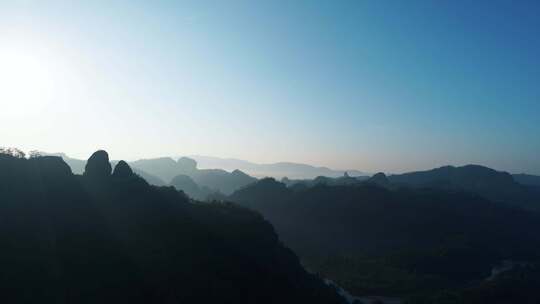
[0,150,346,304]
[186,155,368,179]
[387,164,540,210]
[228,177,540,301]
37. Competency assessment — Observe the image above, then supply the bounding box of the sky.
[0,0,539,174]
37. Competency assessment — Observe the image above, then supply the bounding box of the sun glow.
[0,48,58,117]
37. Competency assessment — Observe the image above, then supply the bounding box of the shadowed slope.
[387,165,540,210]
[230,178,540,299]
[0,151,345,304]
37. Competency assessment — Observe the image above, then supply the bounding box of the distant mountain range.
[130,157,257,196]
[228,174,540,301]
[43,153,256,198]
[44,152,370,197]
[512,173,540,187]
[11,150,540,303]
[385,165,540,211]
[186,155,368,179]
[42,152,540,208]
[278,164,540,211]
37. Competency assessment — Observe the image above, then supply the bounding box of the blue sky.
[1,0,539,174]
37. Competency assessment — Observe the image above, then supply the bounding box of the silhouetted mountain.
[111,160,167,186]
[282,174,369,188]
[188,168,257,195]
[169,174,216,201]
[131,168,167,186]
[177,156,198,171]
[130,157,181,182]
[43,152,86,174]
[229,178,540,300]
[112,160,133,178]
[0,151,345,304]
[131,157,256,195]
[170,174,201,196]
[387,165,540,210]
[513,173,540,187]
[231,178,540,256]
[84,150,112,178]
[43,153,252,193]
[42,152,167,186]
[367,172,390,187]
[188,155,368,179]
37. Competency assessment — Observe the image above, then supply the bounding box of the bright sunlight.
[0,48,57,116]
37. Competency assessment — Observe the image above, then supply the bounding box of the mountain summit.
[84,150,112,178]
[0,150,345,304]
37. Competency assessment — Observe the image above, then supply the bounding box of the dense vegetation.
[5,147,539,303]
[0,151,345,304]
[229,178,540,302]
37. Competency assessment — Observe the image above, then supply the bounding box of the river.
[324,279,402,304]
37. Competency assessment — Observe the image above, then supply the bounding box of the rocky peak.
[178,157,198,172]
[112,160,134,178]
[84,150,112,178]
[369,172,389,186]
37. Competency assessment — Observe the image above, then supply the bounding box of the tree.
[0,147,26,158]
[29,150,42,158]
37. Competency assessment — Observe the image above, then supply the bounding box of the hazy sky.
[1,1,539,174]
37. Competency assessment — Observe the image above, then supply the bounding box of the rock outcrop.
[112,160,134,178]
[84,150,112,178]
